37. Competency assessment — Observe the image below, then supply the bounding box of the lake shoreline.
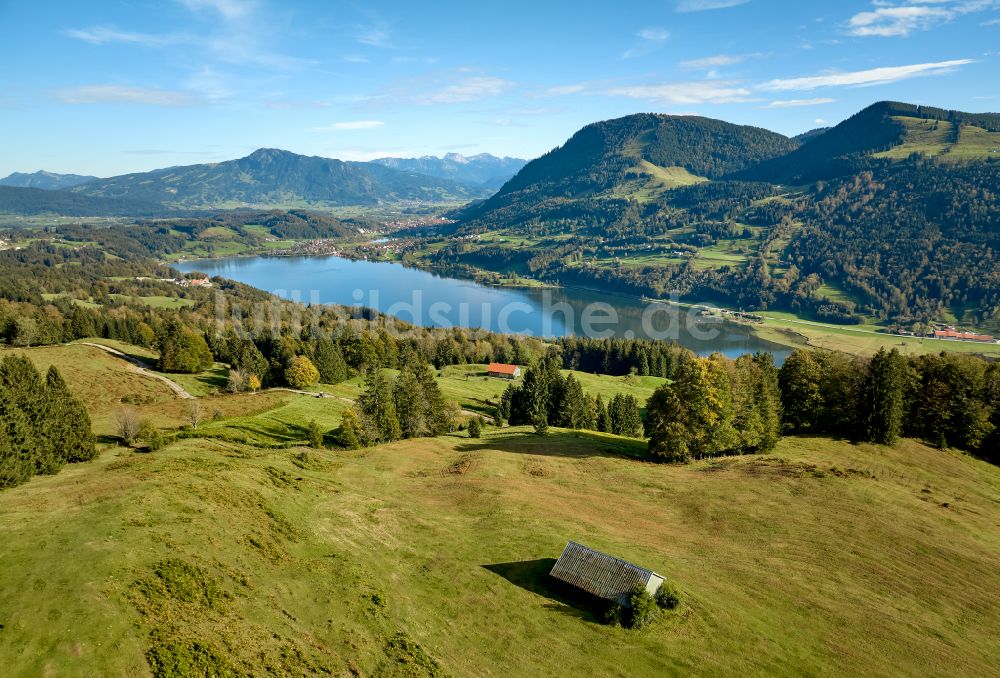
[174,252,792,361]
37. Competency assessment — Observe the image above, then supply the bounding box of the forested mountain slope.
[739,101,1000,184]
[441,102,1000,328]
[0,185,166,217]
[71,148,489,208]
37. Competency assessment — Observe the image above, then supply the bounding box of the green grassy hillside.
[1,431,998,676]
[2,342,999,676]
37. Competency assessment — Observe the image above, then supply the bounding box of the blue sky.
[1,0,998,176]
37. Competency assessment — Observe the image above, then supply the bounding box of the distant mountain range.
[59,148,497,209]
[371,153,526,190]
[0,170,99,190]
[0,186,166,217]
[0,151,526,213]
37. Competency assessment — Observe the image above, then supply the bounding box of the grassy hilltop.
[0,343,999,676]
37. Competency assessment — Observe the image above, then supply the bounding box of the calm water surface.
[175,254,790,361]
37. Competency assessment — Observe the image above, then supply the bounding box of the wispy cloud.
[314,120,385,131]
[680,53,749,70]
[414,76,515,104]
[64,0,310,73]
[622,26,670,59]
[176,0,256,21]
[63,26,180,47]
[676,0,750,12]
[846,1,1000,37]
[604,80,754,104]
[847,6,953,37]
[54,85,198,106]
[765,97,836,108]
[759,59,973,90]
[356,18,393,48]
[545,84,588,96]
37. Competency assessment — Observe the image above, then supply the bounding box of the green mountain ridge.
[71,148,492,208]
[738,101,1000,183]
[0,185,167,217]
[475,114,799,212]
[0,171,99,190]
[441,101,1000,327]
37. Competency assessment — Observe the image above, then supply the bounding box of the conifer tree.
[307,419,324,449]
[496,384,515,425]
[752,352,782,453]
[609,393,643,438]
[337,409,362,450]
[356,370,401,445]
[394,366,426,438]
[45,366,96,463]
[595,394,610,433]
[231,339,269,384]
[861,348,907,445]
[416,363,451,436]
[778,350,825,433]
[312,339,349,384]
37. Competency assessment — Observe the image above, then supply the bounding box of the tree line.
[644,348,999,464]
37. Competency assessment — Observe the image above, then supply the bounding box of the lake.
[175,254,790,361]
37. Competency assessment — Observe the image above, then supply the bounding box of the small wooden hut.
[549,541,664,605]
[487,363,521,379]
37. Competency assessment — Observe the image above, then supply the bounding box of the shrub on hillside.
[468,416,483,438]
[655,582,681,610]
[625,586,661,629]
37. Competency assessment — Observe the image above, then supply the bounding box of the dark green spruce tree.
[860,348,907,445]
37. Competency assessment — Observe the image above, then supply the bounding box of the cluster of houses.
[719,308,764,324]
[135,276,212,288]
[932,328,996,343]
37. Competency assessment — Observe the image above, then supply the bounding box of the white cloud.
[676,0,750,11]
[176,0,255,21]
[65,1,309,71]
[758,59,973,90]
[638,27,670,41]
[185,66,234,102]
[766,97,836,107]
[623,26,670,58]
[846,1,1000,37]
[54,85,198,106]
[677,0,750,12]
[604,80,754,104]
[314,120,385,131]
[545,84,588,96]
[356,19,393,48]
[63,26,180,47]
[983,17,1000,24]
[847,6,953,37]
[414,76,514,104]
[680,54,747,70]
[815,118,828,125]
